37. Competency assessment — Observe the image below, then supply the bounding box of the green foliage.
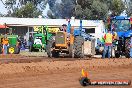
[125,0,132,16]
[75,0,109,19]
[12,2,42,18]
[91,0,108,19]
[0,0,128,19]
[3,0,45,17]
[110,0,125,16]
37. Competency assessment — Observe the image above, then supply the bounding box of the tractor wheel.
[7,45,16,54]
[74,36,84,58]
[0,46,2,54]
[69,44,74,58]
[115,51,120,58]
[46,37,59,58]
[15,46,20,54]
[125,38,131,58]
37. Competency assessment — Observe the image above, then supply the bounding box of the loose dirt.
[0,55,131,88]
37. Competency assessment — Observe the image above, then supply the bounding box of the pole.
[27,26,29,46]
[4,23,6,34]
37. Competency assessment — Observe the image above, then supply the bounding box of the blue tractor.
[109,16,132,58]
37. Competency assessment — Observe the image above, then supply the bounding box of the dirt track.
[0,54,132,88]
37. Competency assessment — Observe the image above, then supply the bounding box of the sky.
[0,0,8,14]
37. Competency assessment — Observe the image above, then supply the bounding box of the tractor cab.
[108,16,132,58]
[110,16,132,37]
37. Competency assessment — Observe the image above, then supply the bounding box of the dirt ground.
[0,53,132,88]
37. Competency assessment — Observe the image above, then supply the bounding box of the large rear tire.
[0,45,2,54]
[125,38,131,58]
[74,36,84,58]
[15,47,20,54]
[69,44,74,58]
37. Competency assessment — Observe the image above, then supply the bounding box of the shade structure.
[0,24,9,29]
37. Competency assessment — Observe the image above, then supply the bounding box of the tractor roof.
[111,16,130,20]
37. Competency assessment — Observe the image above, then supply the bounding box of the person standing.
[29,34,33,51]
[2,36,9,54]
[130,36,132,58]
[102,29,114,58]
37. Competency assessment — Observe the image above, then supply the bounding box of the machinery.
[29,26,54,52]
[96,16,132,58]
[109,16,132,58]
[46,20,84,58]
[0,28,21,54]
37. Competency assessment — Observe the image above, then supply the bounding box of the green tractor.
[7,34,21,54]
[29,26,54,52]
[0,28,21,54]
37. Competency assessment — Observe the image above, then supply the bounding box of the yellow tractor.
[46,20,84,58]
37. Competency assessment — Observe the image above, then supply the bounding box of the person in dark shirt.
[29,34,34,48]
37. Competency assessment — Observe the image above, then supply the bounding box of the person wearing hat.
[60,24,67,32]
[102,29,114,58]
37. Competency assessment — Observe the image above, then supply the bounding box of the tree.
[125,0,132,16]
[91,0,108,19]
[12,2,42,18]
[110,0,125,16]
[2,0,46,17]
[74,0,125,20]
[74,0,108,19]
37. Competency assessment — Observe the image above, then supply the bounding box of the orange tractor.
[46,20,84,58]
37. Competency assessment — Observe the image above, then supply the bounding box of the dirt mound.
[0,58,132,88]
[0,58,131,76]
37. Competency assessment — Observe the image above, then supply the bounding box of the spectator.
[29,34,33,50]
[2,36,9,54]
[60,24,67,32]
[102,29,114,58]
[130,36,132,58]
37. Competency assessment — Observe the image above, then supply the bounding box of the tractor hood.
[124,30,132,37]
[74,28,81,36]
[117,30,132,38]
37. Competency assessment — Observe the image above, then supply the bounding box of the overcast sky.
[0,0,8,14]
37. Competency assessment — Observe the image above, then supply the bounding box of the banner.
[33,26,43,32]
[48,28,59,33]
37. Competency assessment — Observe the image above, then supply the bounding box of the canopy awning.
[0,24,9,29]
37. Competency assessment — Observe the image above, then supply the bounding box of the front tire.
[46,37,59,58]
[125,38,131,58]
[7,45,16,54]
[74,36,84,58]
